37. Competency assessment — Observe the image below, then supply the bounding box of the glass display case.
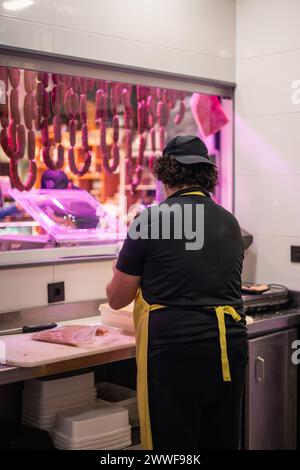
[0,189,126,252]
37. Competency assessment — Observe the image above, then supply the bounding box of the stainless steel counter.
[0,307,299,386]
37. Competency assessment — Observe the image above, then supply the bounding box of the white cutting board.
[0,316,136,368]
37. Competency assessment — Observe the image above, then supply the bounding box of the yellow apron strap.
[180,191,205,197]
[215,306,241,382]
[133,289,153,450]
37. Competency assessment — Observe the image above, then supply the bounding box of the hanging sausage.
[68,79,92,176]
[96,82,119,174]
[0,67,37,191]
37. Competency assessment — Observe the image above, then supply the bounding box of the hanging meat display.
[0,67,37,191]
[0,65,232,194]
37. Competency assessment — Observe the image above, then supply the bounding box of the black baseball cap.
[163,135,216,166]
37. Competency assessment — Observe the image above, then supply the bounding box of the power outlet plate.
[48,282,65,303]
[291,246,300,263]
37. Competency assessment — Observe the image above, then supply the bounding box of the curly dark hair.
[153,155,218,192]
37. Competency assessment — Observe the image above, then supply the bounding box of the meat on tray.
[33,325,108,347]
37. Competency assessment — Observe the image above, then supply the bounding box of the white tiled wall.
[235,0,300,290]
[0,259,111,314]
[0,0,236,82]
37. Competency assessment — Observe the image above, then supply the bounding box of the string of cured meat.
[0,68,37,191]
[67,78,92,176]
[96,81,120,173]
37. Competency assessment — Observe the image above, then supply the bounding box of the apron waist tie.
[214,306,241,382]
[149,304,241,382]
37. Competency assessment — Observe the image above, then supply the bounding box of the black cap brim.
[173,154,217,166]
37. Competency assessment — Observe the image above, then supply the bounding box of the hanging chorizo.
[9,159,37,191]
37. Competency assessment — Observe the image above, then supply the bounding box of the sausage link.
[159,126,166,151]
[64,89,73,118]
[52,73,60,85]
[42,144,64,170]
[100,120,107,155]
[41,119,50,147]
[71,91,79,117]
[147,95,156,128]
[137,101,145,134]
[150,127,156,151]
[79,94,87,123]
[36,82,44,106]
[122,88,131,113]
[37,72,49,88]
[80,78,88,94]
[9,159,37,191]
[95,90,107,122]
[56,144,65,169]
[27,129,36,160]
[112,114,119,143]
[35,105,42,131]
[8,68,20,88]
[51,86,61,116]
[87,79,95,91]
[125,129,132,161]
[61,75,72,89]
[42,90,50,118]
[31,95,37,120]
[81,123,89,151]
[8,121,17,153]
[157,100,169,127]
[10,88,21,124]
[53,115,62,143]
[103,143,119,173]
[68,147,91,176]
[24,94,33,130]
[72,76,81,93]
[131,165,143,194]
[110,84,118,115]
[16,124,26,158]
[24,70,36,94]
[137,134,146,166]
[69,119,76,147]
[174,100,186,125]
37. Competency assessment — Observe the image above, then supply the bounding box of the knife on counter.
[0,322,57,336]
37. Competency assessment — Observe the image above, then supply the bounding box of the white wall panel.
[0,0,54,24]
[155,0,235,59]
[0,266,53,313]
[237,0,300,59]
[0,16,54,52]
[236,50,300,117]
[54,27,155,69]
[53,260,112,303]
[235,113,300,176]
[236,174,300,237]
[0,0,236,82]
[242,234,300,291]
[54,0,155,44]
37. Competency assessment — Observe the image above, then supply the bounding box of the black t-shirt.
[117,187,246,345]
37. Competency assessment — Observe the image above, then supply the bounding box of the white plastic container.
[22,388,97,407]
[24,372,95,398]
[53,435,131,450]
[99,303,134,333]
[54,426,131,445]
[55,401,129,441]
[97,382,139,427]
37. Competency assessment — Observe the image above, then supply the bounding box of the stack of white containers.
[22,372,97,431]
[53,400,131,450]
